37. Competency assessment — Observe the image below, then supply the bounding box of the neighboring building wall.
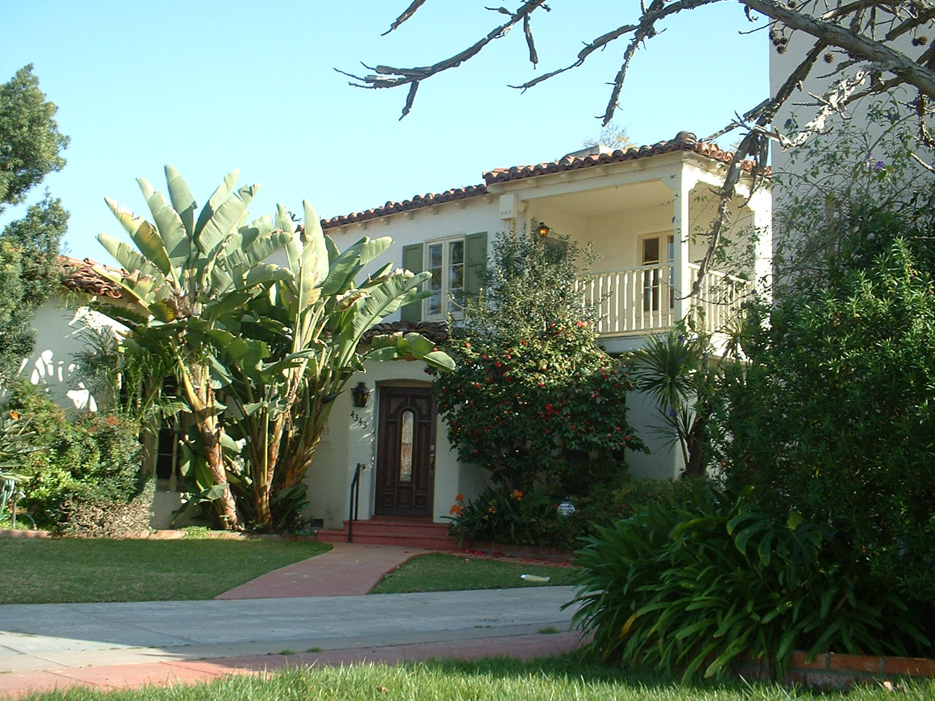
[23,296,119,412]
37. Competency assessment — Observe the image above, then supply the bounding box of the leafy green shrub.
[448,477,634,549]
[570,481,931,682]
[712,239,935,600]
[58,479,154,537]
[629,326,719,477]
[5,383,148,531]
[434,226,645,494]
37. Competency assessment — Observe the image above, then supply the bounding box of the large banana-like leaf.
[276,204,296,234]
[325,234,339,263]
[210,265,234,297]
[243,263,292,289]
[238,213,276,252]
[97,233,164,281]
[356,237,393,266]
[122,270,174,307]
[204,290,256,320]
[103,200,171,275]
[238,229,291,269]
[140,179,191,276]
[323,237,392,295]
[165,165,197,238]
[295,245,324,314]
[303,200,329,287]
[196,183,258,257]
[124,180,175,278]
[362,262,395,286]
[350,271,432,339]
[193,169,238,239]
[93,265,173,322]
[368,331,455,370]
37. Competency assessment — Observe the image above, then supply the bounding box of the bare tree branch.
[382,0,429,36]
[745,0,935,97]
[342,0,549,117]
[523,14,538,66]
[353,1,935,293]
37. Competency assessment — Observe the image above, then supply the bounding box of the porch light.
[536,222,551,237]
[351,381,371,408]
[557,497,576,518]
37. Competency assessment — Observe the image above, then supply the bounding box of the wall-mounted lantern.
[351,381,371,408]
[536,222,551,238]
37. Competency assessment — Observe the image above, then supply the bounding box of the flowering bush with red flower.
[432,226,646,495]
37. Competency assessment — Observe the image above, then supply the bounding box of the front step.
[316,516,457,550]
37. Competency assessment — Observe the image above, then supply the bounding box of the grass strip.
[18,653,935,700]
[0,537,329,604]
[370,552,577,593]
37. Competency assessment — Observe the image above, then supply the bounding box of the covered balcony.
[486,139,771,353]
[579,263,752,339]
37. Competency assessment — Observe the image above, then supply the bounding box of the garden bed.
[736,651,935,690]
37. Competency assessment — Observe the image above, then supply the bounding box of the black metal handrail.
[347,463,363,543]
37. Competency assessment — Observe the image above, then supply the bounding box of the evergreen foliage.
[435,226,645,494]
[0,66,69,383]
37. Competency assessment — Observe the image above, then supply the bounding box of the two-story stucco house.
[38,131,770,535]
[306,131,771,537]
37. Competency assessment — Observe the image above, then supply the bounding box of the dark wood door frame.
[374,385,436,517]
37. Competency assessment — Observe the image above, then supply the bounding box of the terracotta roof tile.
[60,256,125,299]
[361,320,449,345]
[320,132,760,230]
[322,185,488,229]
[482,132,755,184]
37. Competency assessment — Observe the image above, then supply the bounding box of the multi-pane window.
[425,238,465,319]
[641,234,675,312]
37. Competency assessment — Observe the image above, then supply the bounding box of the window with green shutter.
[402,233,488,322]
[401,243,423,323]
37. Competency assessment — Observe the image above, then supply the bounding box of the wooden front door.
[375,386,436,517]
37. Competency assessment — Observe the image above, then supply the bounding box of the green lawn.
[0,537,330,604]
[370,553,577,593]
[18,655,935,700]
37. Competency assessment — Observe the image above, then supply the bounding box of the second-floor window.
[425,238,465,319]
[401,232,487,324]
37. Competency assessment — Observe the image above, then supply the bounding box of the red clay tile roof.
[60,256,125,299]
[322,184,488,229]
[483,132,749,184]
[321,132,758,230]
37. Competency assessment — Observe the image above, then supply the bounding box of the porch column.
[748,187,773,299]
[671,165,694,323]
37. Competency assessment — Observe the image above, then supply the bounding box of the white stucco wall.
[22,297,123,412]
[303,358,485,530]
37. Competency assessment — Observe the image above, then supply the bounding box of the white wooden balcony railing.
[577,263,752,336]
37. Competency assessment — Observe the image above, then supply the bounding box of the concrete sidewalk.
[0,542,585,699]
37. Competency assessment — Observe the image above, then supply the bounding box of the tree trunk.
[185,367,241,531]
[683,410,709,478]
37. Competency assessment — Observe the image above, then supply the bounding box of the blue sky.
[3,1,768,256]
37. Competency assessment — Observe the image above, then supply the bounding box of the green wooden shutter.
[464,231,488,298]
[401,243,424,323]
